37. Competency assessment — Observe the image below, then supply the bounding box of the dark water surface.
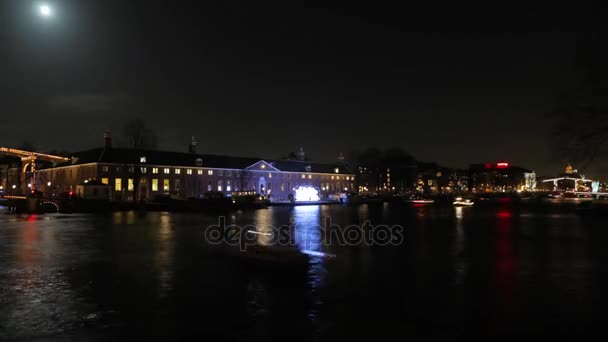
[1,203,608,340]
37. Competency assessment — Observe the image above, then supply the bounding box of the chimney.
[103,130,112,149]
[297,147,305,161]
[189,136,198,153]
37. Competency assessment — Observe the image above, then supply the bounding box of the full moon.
[39,4,52,17]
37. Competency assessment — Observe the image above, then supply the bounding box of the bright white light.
[39,4,52,17]
[47,182,52,186]
[294,186,320,202]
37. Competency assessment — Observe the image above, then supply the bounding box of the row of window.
[101,165,354,180]
[101,177,354,193]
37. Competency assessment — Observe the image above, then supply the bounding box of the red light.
[485,163,492,169]
[496,162,509,169]
[69,191,73,196]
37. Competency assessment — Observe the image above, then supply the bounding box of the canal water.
[1,203,608,340]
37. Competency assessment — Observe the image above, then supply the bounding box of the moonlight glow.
[39,4,52,17]
[294,186,320,202]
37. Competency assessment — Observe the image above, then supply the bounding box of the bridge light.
[12,185,16,189]
[47,182,51,186]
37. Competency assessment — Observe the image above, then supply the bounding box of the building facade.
[35,143,355,202]
[468,162,533,192]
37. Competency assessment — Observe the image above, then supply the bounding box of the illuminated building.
[33,133,355,201]
[468,162,532,193]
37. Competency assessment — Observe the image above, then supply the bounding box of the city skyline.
[0,1,604,176]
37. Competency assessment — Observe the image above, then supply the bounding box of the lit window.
[101,178,109,185]
[261,164,266,169]
[102,166,109,173]
[308,175,312,179]
[140,156,146,163]
[208,170,213,175]
[152,179,158,191]
[115,179,122,191]
[152,168,158,174]
[175,169,181,175]
[331,176,335,180]
[217,180,223,192]
[301,174,305,179]
[187,169,192,175]
[163,179,170,191]
[141,167,147,174]
[269,173,272,178]
[334,168,339,173]
[227,181,231,192]
[198,170,203,175]
[207,182,212,191]
[164,168,170,174]
[128,179,134,191]
[281,183,285,191]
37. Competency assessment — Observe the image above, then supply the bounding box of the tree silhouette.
[122,118,158,150]
[550,35,608,172]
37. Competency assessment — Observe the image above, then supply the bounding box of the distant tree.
[234,169,253,192]
[122,118,158,150]
[550,35,608,172]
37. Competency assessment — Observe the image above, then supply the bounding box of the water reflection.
[453,207,468,286]
[2,214,84,339]
[155,213,174,299]
[254,209,274,246]
[1,205,606,339]
[292,206,326,335]
[493,209,518,326]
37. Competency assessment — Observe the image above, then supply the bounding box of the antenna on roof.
[103,129,112,149]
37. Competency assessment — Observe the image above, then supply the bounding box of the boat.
[406,195,435,204]
[231,191,270,209]
[453,197,474,206]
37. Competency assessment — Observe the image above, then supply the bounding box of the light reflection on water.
[1,204,607,339]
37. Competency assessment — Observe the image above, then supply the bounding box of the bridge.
[0,146,70,194]
[2,195,64,213]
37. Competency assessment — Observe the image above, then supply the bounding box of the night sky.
[0,1,601,176]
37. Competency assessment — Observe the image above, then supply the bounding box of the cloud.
[48,93,129,113]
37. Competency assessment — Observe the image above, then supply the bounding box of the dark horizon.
[1,0,604,177]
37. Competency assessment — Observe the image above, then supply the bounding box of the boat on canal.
[453,197,474,206]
